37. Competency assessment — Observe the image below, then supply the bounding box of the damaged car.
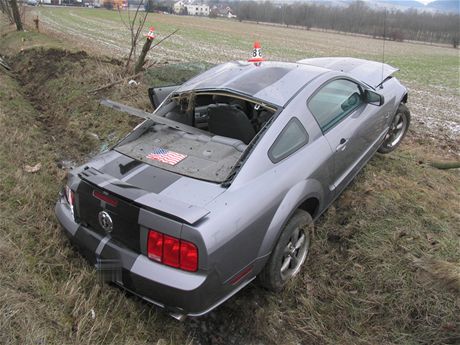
[55,57,410,319]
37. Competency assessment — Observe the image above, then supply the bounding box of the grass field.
[1,8,459,345]
[30,7,459,87]
[28,6,460,143]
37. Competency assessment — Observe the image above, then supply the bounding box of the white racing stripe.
[95,235,111,256]
[121,164,150,182]
[99,178,119,188]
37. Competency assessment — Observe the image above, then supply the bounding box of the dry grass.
[25,6,460,153]
[0,34,187,345]
[0,18,459,345]
[412,256,460,293]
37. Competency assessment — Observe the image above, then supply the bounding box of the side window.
[269,117,309,163]
[308,79,363,132]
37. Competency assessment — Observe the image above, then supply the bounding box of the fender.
[382,78,407,108]
[257,178,323,258]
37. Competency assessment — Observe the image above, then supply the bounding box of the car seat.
[207,104,256,145]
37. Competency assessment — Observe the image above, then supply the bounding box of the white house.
[211,5,236,18]
[173,1,185,14]
[174,1,209,16]
[186,3,209,16]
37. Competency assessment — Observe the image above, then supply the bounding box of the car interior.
[115,92,277,182]
[157,92,277,145]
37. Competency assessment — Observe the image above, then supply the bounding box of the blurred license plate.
[95,258,122,283]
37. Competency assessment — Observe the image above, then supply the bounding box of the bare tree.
[234,1,459,46]
[134,28,179,74]
[0,0,15,25]
[9,0,22,31]
[118,0,149,73]
[452,36,459,49]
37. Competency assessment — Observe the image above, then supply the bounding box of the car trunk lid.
[77,166,213,226]
[76,179,143,251]
[73,163,218,256]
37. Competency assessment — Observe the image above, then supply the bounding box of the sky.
[362,0,434,4]
[369,0,433,3]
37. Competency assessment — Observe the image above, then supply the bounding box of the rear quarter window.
[268,117,309,163]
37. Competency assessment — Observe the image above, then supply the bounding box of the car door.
[307,78,382,194]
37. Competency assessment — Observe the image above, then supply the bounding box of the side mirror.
[364,90,384,106]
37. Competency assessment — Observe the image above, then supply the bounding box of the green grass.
[31,7,460,91]
[0,28,64,54]
[1,17,459,345]
[388,54,460,91]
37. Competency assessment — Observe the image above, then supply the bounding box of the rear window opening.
[115,91,277,183]
[159,91,277,145]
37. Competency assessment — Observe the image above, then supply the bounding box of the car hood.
[297,57,399,88]
[77,150,226,223]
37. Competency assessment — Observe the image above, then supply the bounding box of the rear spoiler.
[79,167,210,225]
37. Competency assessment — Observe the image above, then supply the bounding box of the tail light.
[180,241,199,272]
[65,185,74,205]
[65,185,75,218]
[163,235,180,268]
[147,230,163,262]
[147,230,198,272]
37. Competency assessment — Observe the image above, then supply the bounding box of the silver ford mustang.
[55,57,410,319]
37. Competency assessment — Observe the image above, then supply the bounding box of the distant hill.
[299,0,459,14]
[379,1,426,8]
[427,0,460,13]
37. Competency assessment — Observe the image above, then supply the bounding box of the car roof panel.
[175,61,328,106]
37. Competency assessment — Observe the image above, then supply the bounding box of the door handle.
[336,138,348,152]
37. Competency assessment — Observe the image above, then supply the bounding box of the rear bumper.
[55,198,246,316]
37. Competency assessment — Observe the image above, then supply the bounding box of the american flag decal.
[146,147,187,166]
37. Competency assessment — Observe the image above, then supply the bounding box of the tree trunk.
[134,37,153,74]
[9,0,23,31]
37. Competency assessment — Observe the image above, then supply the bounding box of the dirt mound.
[6,47,140,163]
[12,48,88,84]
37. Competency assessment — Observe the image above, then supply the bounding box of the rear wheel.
[378,103,410,154]
[259,209,312,292]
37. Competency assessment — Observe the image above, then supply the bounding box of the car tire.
[378,103,411,154]
[259,209,313,292]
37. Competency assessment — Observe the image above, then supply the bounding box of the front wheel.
[258,209,313,292]
[378,103,411,154]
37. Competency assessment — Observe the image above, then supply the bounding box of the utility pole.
[9,0,23,31]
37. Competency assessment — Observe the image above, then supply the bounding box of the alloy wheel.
[383,111,408,149]
[280,226,310,281]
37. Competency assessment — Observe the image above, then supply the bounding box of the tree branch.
[148,29,179,52]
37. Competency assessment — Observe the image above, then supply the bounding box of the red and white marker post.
[134,26,157,74]
[145,26,156,40]
[248,41,265,63]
